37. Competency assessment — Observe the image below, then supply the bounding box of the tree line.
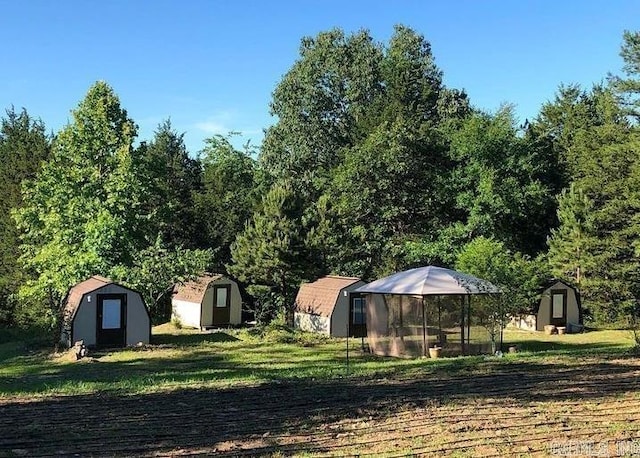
[2,26,640,334]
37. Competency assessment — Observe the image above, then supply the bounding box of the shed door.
[550,289,567,327]
[97,294,126,347]
[349,294,367,338]
[212,285,231,326]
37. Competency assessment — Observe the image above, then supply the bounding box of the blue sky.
[1,1,638,153]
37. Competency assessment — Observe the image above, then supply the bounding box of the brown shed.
[171,273,243,329]
[294,276,366,337]
[61,276,151,348]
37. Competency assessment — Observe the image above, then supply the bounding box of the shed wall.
[171,300,202,328]
[294,312,330,334]
[125,290,150,346]
[330,281,366,337]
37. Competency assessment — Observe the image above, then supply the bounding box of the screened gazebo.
[355,266,500,358]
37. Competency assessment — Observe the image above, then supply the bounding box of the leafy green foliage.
[194,134,260,265]
[610,30,640,118]
[14,82,143,328]
[13,82,209,331]
[446,106,561,255]
[111,239,212,323]
[137,120,202,249]
[456,237,547,350]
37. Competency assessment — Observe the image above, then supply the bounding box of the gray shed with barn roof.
[61,276,151,348]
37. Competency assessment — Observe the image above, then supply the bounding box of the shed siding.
[294,312,330,334]
[330,281,366,337]
[200,287,214,326]
[172,300,202,328]
[125,290,150,346]
[72,293,98,346]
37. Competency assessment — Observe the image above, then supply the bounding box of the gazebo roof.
[355,266,500,296]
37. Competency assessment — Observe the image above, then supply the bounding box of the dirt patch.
[1,358,640,456]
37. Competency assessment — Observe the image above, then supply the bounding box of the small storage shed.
[294,276,366,337]
[171,274,242,329]
[61,276,151,348]
[509,279,583,332]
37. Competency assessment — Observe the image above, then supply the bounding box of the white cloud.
[193,110,237,135]
[194,120,230,135]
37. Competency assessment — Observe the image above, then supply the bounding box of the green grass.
[503,328,635,355]
[0,324,635,399]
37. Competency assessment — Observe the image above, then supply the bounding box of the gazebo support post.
[460,295,466,355]
[437,296,442,345]
[422,297,427,357]
[467,295,471,353]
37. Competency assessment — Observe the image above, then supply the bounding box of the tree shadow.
[151,330,240,345]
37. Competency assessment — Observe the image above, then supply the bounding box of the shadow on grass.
[151,331,240,345]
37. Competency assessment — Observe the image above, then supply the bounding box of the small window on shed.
[552,293,564,319]
[102,299,122,329]
[215,286,228,308]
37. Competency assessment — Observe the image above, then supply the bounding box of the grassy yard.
[1,324,639,456]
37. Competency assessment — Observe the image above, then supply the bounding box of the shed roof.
[173,274,225,304]
[295,276,362,318]
[64,275,113,317]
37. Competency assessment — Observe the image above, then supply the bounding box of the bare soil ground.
[2,355,640,457]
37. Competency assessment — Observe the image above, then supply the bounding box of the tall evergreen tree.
[228,184,316,324]
[0,108,50,325]
[547,184,596,287]
[138,120,202,249]
[610,30,640,119]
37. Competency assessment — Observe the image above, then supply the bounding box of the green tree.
[547,184,596,287]
[610,30,640,118]
[456,237,547,352]
[137,120,202,249]
[260,28,383,201]
[111,239,212,323]
[326,115,446,277]
[445,106,560,256]
[14,82,210,335]
[14,81,142,329]
[228,184,316,324]
[194,135,259,265]
[0,107,50,325]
